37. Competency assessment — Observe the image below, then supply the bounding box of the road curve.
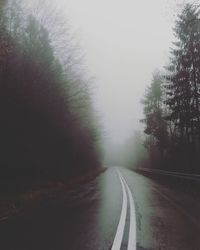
[1,166,200,250]
[111,170,128,250]
[111,169,136,250]
[119,171,136,250]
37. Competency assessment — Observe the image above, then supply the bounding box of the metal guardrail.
[139,168,200,182]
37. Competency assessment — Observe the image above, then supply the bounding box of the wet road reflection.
[121,167,200,250]
[0,167,200,249]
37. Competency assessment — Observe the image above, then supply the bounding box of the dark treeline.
[0,1,101,191]
[140,3,200,173]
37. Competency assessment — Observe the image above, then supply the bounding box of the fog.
[1,3,200,248]
[54,0,188,145]
[24,0,187,144]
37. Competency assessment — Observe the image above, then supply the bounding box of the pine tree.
[165,4,200,143]
[142,72,168,161]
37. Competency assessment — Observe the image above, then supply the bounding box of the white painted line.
[120,173,137,250]
[111,171,128,250]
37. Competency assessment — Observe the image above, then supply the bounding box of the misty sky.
[48,0,187,144]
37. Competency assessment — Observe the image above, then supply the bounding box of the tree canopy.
[140,3,200,172]
[0,1,101,191]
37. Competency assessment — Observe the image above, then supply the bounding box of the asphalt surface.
[1,166,200,250]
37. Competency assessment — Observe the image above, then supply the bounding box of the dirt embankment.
[0,167,107,224]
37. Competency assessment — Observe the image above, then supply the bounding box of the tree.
[165,3,200,144]
[141,71,168,162]
[0,1,101,190]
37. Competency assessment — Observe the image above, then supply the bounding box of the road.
[1,166,200,250]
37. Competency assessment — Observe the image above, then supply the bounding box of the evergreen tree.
[165,4,200,143]
[142,72,168,161]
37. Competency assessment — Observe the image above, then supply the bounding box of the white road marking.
[111,171,128,250]
[120,173,137,250]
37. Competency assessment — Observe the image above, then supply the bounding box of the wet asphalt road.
[1,166,200,250]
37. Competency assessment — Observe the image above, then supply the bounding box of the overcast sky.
[52,0,186,144]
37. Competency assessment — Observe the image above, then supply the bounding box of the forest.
[1,0,199,194]
[139,3,200,173]
[0,1,101,192]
